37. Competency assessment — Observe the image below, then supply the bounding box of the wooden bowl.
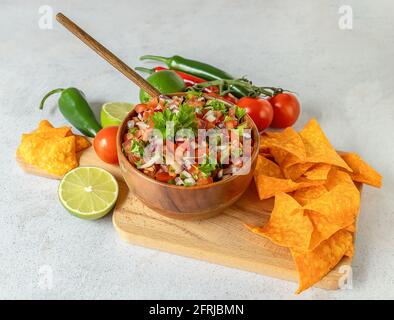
[116,93,260,220]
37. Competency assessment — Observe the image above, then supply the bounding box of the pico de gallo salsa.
[122,92,253,186]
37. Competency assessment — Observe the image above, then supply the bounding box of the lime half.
[100,102,134,127]
[58,167,119,220]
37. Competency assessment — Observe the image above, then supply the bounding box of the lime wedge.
[58,167,119,220]
[100,102,134,127]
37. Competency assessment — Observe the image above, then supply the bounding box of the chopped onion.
[183,159,193,169]
[171,161,183,174]
[217,169,223,179]
[136,121,148,129]
[183,177,196,186]
[175,177,184,185]
[204,110,216,122]
[127,120,135,128]
[138,153,160,169]
[181,170,192,179]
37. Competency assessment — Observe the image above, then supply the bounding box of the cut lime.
[100,102,134,127]
[58,167,119,220]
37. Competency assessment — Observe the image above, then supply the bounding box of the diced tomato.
[196,175,213,185]
[197,118,206,129]
[187,165,199,176]
[155,172,174,182]
[225,119,238,129]
[142,128,153,142]
[147,97,159,109]
[206,121,216,129]
[135,103,148,113]
[143,109,154,121]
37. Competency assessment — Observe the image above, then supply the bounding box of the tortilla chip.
[303,163,331,180]
[32,126,72,139]
[303,170,360,249]
[254,155,283,178]
[299,119,352,171]
[283,162,314,180]
[340,152,382,187]
[248,192,313,251]
[291,229,353,294]
[261,128,306,161]
[254,175,324,200]
[293,185,328,206]
[75,135,91,152]
[345,223,356,233]
[17,120,83,176]
[38,136,78,175]
[269,147,289,166]
[35,120,54,132]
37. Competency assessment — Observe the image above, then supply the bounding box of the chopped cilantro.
[233,121,248,136]
[183,181,194,187]
[206,99,228,115]
[235,106,247,120]
[224,115,234,122]
[135,159,143,168]
[176,104,197,133]
[198,162,217,177]
[130,139,144,157]
[128,127,138,134]
[186,90,203,98]
[152,104,197,138]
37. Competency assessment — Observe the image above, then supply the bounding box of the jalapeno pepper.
[39,87,102,137]
[139,55,249,98]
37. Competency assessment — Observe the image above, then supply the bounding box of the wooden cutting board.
[17,144,359,291]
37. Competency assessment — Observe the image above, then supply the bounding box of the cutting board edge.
[112,213,348,291]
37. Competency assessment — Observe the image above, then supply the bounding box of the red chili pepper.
[136,66,219,93]
[152,66,206,86]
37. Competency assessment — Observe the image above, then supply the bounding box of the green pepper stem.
[139,55,171,66]
[190,79,284,98]
[135,67,154,75]
[39,88,64,110]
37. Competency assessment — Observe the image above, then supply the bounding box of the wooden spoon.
[56,12,160,98]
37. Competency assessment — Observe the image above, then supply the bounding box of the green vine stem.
[189,78,284,98]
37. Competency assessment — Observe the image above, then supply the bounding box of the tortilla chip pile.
[17,120,90,176]
[249,118,382,293]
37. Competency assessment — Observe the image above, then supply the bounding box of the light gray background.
[0,0,393,299]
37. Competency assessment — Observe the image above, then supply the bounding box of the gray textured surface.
[0,0,393,299]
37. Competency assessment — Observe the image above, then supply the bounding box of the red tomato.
[236,97,273,132]
[268,93,300,128]
[93,126,119,164]
[155,172,174,182]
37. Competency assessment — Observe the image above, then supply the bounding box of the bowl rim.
[116,93,260,190]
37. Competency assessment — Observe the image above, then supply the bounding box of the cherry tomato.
[93,126,119,164]
[236,97,273,132]
[268,93,300,128]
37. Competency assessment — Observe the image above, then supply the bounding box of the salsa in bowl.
[121,92,254,187]
[116,93,259,219]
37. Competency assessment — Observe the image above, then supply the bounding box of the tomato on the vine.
[93,126,119,164]
[268,93,300,128]
[236,97,273,132]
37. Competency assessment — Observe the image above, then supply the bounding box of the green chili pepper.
[139,55,249,98]
[39,87,102,137]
